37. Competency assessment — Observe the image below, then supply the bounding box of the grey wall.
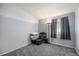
[0,4,38,55]
[38,20,48,33]
[75,5,79,55]
[39,12,75,48]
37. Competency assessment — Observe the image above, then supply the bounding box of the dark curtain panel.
[51,19,57,38]
[61,16,71,40]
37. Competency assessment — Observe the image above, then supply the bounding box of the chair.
[39,32,48,43]
[30,33,43,45]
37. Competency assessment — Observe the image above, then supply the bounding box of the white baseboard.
[0,43,30,56]
[75,48,79,55]
[50,42,74,48]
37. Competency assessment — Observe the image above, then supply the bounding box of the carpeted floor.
[3,44,78,56]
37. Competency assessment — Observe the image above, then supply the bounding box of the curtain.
[51,19,57,38]
[60,16,71,40]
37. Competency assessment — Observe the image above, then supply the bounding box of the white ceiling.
[17,3,78,20]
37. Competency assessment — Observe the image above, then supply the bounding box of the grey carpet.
[3,44,78,56]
